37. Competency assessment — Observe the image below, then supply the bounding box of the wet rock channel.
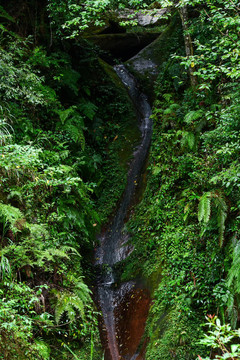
[95,65,153,360]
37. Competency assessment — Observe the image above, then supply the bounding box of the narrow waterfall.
[96,65,152,360]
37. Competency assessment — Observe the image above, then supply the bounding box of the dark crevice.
[86,32,161,63]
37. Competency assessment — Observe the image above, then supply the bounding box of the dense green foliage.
[122,0,240,359]
[48,0,152,37]
[199,316,240,360]
[0,4,139,358]
[1,0,240,359]
[0,30,98,360]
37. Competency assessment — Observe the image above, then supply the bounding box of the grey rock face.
[137,8,168,26]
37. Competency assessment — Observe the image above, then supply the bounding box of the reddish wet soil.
[115,287,150,359]
[99,286,151,360]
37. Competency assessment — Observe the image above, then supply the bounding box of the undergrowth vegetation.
[1,0,240,359]
[0,4,138,358]
[122,0,240,359]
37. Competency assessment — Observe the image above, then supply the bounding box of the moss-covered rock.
[98,58,141,168]
[95,58,142,222]
[125,13,183,101]
[146,309,206,360]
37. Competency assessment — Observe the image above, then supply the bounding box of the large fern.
[2,222,80,271]
[78,99,97,121]
[56,106,85,150]
[55,292,84,324]
[184,110,203,124]
[64,122,85,148]
[0,202,23,233]
[54,278,91,324]
[227,294,238,329]
[163,103,180,115]
[37,245,81,267]
[73,279,91,303]
[198,191,227,247]
[179,131,196,150]
[57,106,75,124]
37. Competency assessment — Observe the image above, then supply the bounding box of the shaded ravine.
[96,65,152,360]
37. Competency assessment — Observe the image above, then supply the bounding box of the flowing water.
[96,65,152,360]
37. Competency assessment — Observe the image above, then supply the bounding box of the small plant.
[0,118,13,145]
[198,316,240,360]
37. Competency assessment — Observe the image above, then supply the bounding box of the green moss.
[135,15,182,65]
[127,25,167,34]
[95,59,141,223]
[146,264,163,295]
[146,309,206,360]
[99,58,141,167]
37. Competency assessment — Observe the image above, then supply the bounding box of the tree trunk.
[179,6,198,89]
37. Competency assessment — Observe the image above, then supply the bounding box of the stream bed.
[95,65,152,360]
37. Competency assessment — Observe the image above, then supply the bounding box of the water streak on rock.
[96,65,152,360]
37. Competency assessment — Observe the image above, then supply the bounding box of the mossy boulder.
[83,8,168,35]
[125,14,183,101]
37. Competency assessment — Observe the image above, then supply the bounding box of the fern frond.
[74,280,92,303]
[184,110,203,124]
[198,191,228,246]
[60,205,85,230]
[0,254,11,280]
[61,246,81,258]
[34,340,50,360]
[0,118,13,145]
[46,248,70,259]
[54,277,91,324]
[55,292,85,324]
[162,93,173,103]
[218,211,227,248]
[68,296,84,318]
[180,131,196,150]
[36,247,70,268]
[79,100,98,121]
[0,6,15,22]
[7,190,23,202]
[26,223,49,240]
[214,193,228,247]
[56,106,76,124]
[0,202,23,232]
[163,103,180,115]
[198,192,211,224]
[226,291,238,329]
[227,240,240,292]
[64,123,85,150]
[56,106,86,149]
[55,293,67,324]
[187,132,195,150]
